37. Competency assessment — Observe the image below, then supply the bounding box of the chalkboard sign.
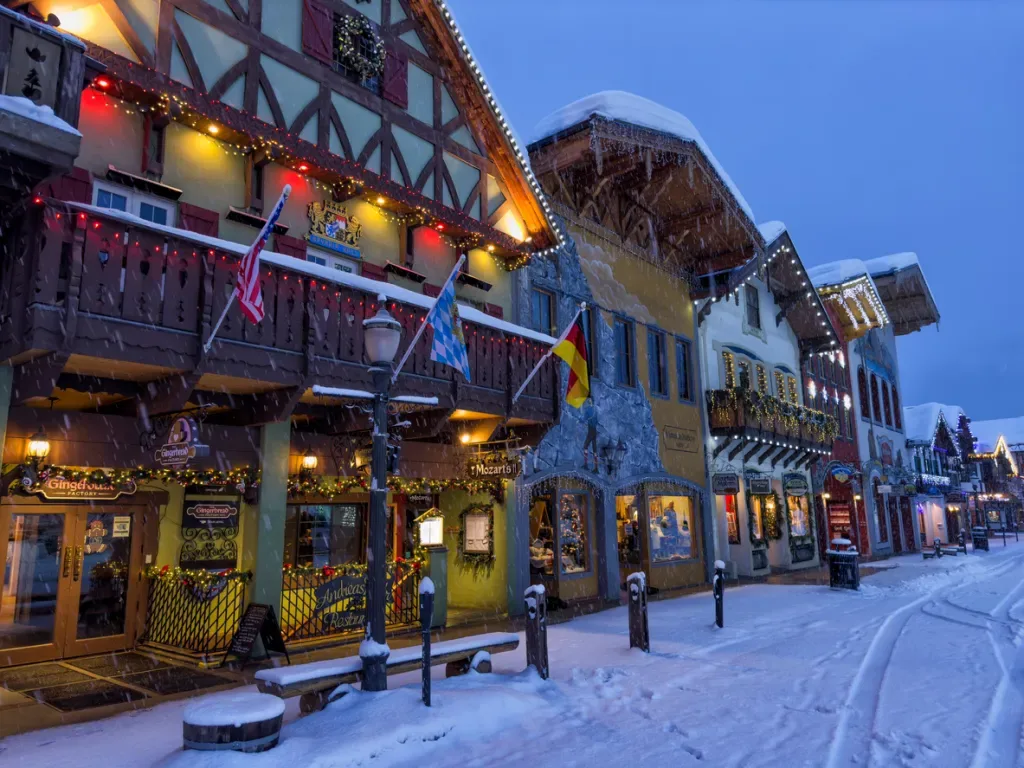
[220,603,290,669]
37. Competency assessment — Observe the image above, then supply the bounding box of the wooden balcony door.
[0,505,145,667]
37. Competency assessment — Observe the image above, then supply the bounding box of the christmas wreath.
[457,503,495,575]
[336,15,386,79]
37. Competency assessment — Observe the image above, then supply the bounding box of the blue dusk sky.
[447,0,1023,420]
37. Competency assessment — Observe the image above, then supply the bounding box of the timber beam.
[772,448,794,468]
[728,439,748,462]
[757,445,776,464]
[742,444,761,464]
[711,438,732,460]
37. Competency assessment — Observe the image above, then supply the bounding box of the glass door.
[0,509,74,665]
[60,509,143,658]
[0,506,144,665]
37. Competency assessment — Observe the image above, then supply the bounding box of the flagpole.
[511,302,585,405]
[203,185,291,354]
[391,254,466,384]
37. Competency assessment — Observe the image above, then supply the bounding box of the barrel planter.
[183,691,285,753]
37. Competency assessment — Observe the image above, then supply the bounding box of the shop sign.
[747,476,773,496]
[712,473,740,495]
[662,426,698,453]
[155,416,208,469]
[784,474,809,496]
[30,475,137,501]
[306,200,362,258]
[467,452,521,479]
[313,570,395,634]
[877,484,893,494]
[180,498,240,570]
[947,491,964,502]
[830,464,854,484]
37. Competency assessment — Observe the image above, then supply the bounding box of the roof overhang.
[814,275,889,341]
[694,231,840,353]
[528,115,763,276]
[869,263,940,336]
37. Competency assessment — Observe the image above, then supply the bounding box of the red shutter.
[483,303,503,319]
[423,283,441,298]
[302,0,334,65]
[37,166,92,203]
[382,49,409,109]
[360,262,387,282]
[275,234,308,259]
[179,202,219,237]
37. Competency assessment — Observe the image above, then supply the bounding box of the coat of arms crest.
[306,200,363,257]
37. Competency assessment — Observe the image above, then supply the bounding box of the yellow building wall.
[569,223,706,486]
[439,489,508,611]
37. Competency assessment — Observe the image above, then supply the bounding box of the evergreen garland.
[708,389,840,443]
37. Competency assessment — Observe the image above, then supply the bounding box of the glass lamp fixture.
[363,294,402,365]
[26,430,50,462]
[301,453,318,471]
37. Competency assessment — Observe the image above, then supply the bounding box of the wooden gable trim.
[209,57,248,102]
[101,0,155,67]
[171,17,206,92]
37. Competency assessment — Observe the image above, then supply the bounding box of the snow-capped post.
[713,560,726,629]
[523,584,549,679]
[626,572,649,652]
[958,529,967,554]
[419,577,434,707]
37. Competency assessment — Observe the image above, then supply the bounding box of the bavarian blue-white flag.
[426,270,472,382]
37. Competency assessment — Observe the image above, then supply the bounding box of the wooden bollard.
[524,584,549,679]
[627,572,649,652]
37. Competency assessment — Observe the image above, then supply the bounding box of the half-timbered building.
[0,0,565,669]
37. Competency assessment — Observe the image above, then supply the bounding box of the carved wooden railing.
[706,389,838,452]
[2,201,556,419]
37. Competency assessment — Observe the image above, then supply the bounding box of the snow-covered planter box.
[182,691,285,753]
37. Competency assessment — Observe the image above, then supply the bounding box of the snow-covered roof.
[972,417,1024,452]
[807,259,871,288]
[0,95,80,136]
[864,252,919,277]
[531,91,755,222]
[903,404,944,444]
[66,202,557,345]
[2,4,84,48]
[758,221,786,244]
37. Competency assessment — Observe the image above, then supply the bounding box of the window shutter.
[275,234,308,260]
[483,303,503,319]
[179,202,219,237]
[360,262,387,282]
[382,48,409,108]
[302,0,334,65]
[37,166,92,203]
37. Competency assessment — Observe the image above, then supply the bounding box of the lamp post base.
[360,653,388,692]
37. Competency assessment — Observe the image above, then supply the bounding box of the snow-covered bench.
[254,632,519,712]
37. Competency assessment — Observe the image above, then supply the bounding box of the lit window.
[648,495,695,562]
[843,393,852,410]
[808,379,817,400]
[558,493,590,574]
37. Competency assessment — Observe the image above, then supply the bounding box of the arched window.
[882,382,893,427]
[870,374,882,422]
[873,478,889,543]
[892,388,902,429]
[858,367,870,418]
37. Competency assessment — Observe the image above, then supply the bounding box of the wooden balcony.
[706,389,838,470]
[0,201,557,429]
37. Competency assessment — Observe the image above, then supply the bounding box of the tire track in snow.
[967,574,1024,768]
[826,550,1024,768]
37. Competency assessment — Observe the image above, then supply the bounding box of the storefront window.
[648,495,694,562]
[873,481,889,543]
[616,495,641,566]
[559,493,590,573]
[284,504,365,567]
[749,494,778,541]
[725,494,740,544]
[787,495,810,537]
[528,493,555,578]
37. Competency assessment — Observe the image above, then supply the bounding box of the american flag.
[236,185,291,324]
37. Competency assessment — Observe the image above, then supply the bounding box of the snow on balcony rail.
[310,385,438,406]
[63,202,558,346]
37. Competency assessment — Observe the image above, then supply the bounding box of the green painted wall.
[439,490,508,611]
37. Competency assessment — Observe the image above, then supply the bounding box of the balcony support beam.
[742,444,761,464]
[711,438,732,460]
[757,445,776,464]
[772,448,794,468]
[728,439,748,462]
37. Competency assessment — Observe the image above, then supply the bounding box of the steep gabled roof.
[863,253,940,336]
[806,260,889,341]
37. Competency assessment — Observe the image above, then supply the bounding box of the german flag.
[552,314,590,408]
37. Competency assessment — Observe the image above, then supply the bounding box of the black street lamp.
[361,294,402,692]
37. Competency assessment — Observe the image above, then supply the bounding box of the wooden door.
[889,505,903,554]
[900,498,916,552]
[0,507,77,666]
[0,505,145,666]
[59,508,146,658]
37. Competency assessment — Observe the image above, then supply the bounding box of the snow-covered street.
[3,544,1024,768]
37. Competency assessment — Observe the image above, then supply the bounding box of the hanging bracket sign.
[467,452,522,480]
[155,416,208,469]
[783,474,810,496]
[712,473,740,495]
[747,476,773,496]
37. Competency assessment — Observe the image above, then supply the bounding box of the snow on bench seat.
[255,632,520,690]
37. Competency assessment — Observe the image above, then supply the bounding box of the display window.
[787,495,810,537]
[528,493,555,577]
[725,494,740,544]
[616,495,641,567]
[283,503,368,568]
[648,494,695,563]
[559,493,590,574]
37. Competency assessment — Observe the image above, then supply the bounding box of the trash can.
[971,526,990,552]
[827,547,860,591]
